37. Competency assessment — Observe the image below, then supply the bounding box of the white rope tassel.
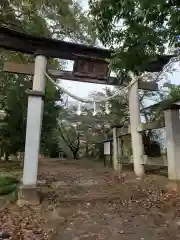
[105,101,110,114]
[65,95,68,107]
[93,102,97,116]
[77,102,82,115]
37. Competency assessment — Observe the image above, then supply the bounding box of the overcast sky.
[61,0,180,103]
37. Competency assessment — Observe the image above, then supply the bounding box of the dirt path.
[1,159,180,239]
[37,160,180,240]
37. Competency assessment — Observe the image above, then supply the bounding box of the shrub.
[0,176,19,195]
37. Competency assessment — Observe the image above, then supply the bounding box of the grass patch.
[0,176,19,195]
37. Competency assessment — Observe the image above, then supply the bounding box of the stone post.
[128,73,144,177]
[112,127,118,170]
[117,137,123,171]
[164,108,180,181]
[19,54,47,205]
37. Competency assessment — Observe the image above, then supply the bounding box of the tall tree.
[58,107,81,159]
[0,0,96,159]
[0,0,97,44]
[89,0,180,74]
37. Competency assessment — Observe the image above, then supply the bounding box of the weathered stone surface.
[17,186,40,206]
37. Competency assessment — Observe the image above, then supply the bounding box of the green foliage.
[58,107,80,158]
[0,176,19,195]
[0,185,17,195]
[4,76,30,154]
[40,81,62,156]
[103,88,129,125]
[166,85,180,101]
[0,176,19,187]
[89,0,180,74]
[0,0,97,158]
[0,71,61,157]
[0,0,97,43]
[61,88,129,147]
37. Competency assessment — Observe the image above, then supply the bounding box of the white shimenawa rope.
[42,53,180,104]
[42,54,179,115]
[42,70,138,104]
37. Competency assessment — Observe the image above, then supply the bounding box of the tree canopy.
[1,0,180,160]
[0,0,97,159]
[89,0,180,74]
[0,0,96,44]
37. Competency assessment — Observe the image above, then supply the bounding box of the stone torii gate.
[0,26,173,204]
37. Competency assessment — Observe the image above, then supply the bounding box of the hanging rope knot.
[93,102,97,116]
[77,102,82,115]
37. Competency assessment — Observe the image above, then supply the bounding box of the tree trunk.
[5,151,9,161]
[72,144,79,159]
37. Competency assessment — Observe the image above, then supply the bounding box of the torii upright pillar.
[128,73,144,178]
[18,53,47,205]
[164,107,180,181]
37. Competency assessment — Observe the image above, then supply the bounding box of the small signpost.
[175,35,180,53]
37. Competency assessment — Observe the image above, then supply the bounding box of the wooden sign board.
[73,56,109,78]
[104,141,111,155]
[4,62,34,75]
[138,81,158,91]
